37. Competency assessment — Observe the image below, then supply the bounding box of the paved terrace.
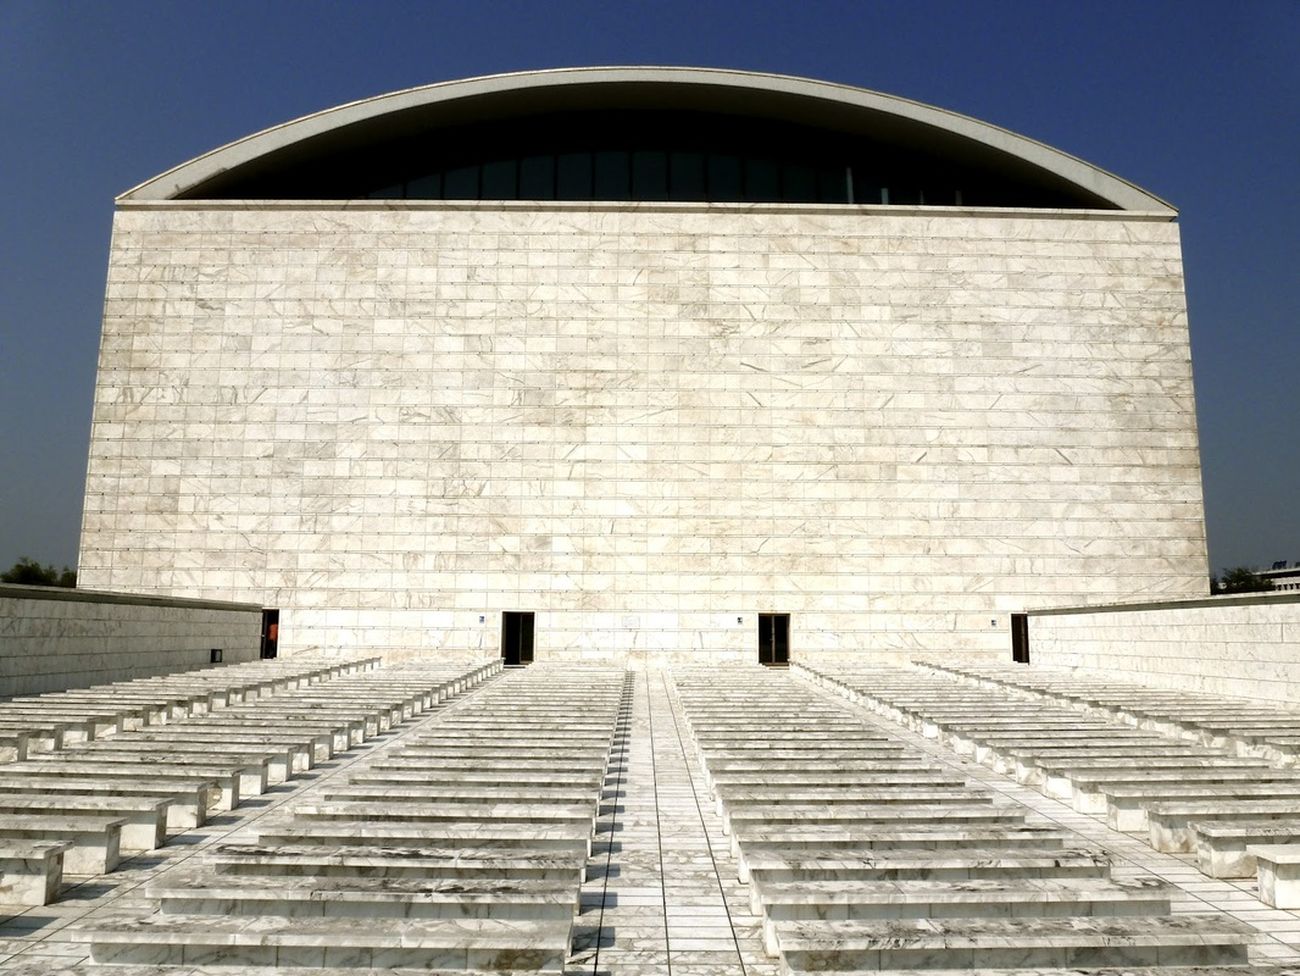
[2,662,1300,974]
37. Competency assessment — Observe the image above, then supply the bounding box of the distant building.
[1260,563,1300,592]
[77,67,1208,663]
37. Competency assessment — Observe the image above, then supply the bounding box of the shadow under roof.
[120,66,1174,214]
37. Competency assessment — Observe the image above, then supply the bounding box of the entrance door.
[501,611,535,666]
[1011,613,1029,664]
[260,609,279,659]
[758,613,790,666]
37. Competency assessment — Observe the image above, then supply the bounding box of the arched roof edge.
[117,66,1176,213]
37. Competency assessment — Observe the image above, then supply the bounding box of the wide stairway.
[0,662,627,974]
[673,665,1266,975]
[0,657,496,899]
[800,661,1300,882]
[6,658,1300,974]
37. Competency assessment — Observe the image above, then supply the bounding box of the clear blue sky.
[1,0,1296,576]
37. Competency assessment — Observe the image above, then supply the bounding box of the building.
[77,67,1209,664]
[1260,562,1300,592]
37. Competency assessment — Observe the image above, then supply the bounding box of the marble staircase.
[799,663,1300,882]
[673,666,1259,974]
[0,659,497,906]
[65,664,628,972]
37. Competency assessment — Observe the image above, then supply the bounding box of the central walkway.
[574,670,778,976]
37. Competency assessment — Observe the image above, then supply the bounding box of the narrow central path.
[576,670,778,976]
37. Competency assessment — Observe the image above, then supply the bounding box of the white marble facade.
[0,585,262,696]
[1028,593,1300,704]
[77,201,1208,662]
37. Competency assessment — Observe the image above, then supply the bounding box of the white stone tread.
[80,912,572,957]
[746,846,1109,872]
[774,913,1258,952]
[251,824,589,850]
[757,875,1172,906]
[211,843,584,872]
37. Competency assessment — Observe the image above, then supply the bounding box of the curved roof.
[120,66,1174,213]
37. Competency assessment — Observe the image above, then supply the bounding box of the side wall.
[78,201,1207,663]
[1027,593,1300,704]
[0,585,263,697]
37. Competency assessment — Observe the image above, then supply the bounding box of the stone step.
[0,731,28,762]
[773,913,1255,970]
[0,815,125,874]
[29,696,182,723]
[7,759,246,810]
[434,718,611,727]
[347,770,603,787]
[692,730,892,742]
[0,717,90,750]
[368,757,609,773]
[291,801,597,830]
[110,730,322,771]
[757,877,1172,954]
[217,705,373,728]
[412,729,611,742]
[1194,820,1300,878]
[1037,761,1283,796]
[50,749,269,797]
[0,707,124,737]
[1104,782,1300,831]
[709,771,959,787]
[393,743,608,757]
[1247,844,1300,909]
[724,802,1024,836]
[717,786,988,807]
[218,707,379,739]
[80,913,572,970]
[0,840,71,906]
[740,847,1111,884]
[0,793,168,851]
[705,758,932,772]
[1019,754,1256,788]
[216,844,585,882]
[321,785,599,804]
[0,769,221,822]
[736,825,1069,855]
[700,746,908,758]
[70,741,296,785]
[182,716,354,754]
[253,824,591,856]
[147,870,579,919]
[1149,800,1300,852]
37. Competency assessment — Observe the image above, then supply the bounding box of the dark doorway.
[758,613,790,666]
[260,609,279,659]
[501,611,535,666]
[1011,613,1029,664]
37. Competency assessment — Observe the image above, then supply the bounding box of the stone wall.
[0,584,263,697]
[78,200,1206,662]
[1027,593,1300,704]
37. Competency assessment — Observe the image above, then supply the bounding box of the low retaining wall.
[1027,592,1300,704]
[0,584,263,697]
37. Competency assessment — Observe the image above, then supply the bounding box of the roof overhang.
[119,66,1175,214]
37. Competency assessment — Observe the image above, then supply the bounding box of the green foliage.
[1211,566,1274,595]
[1,556,76,588]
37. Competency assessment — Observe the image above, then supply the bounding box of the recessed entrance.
[501,611,535,666]
[1011,613,1029,664]
[260,608,279,659]
[758,613,790,666]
